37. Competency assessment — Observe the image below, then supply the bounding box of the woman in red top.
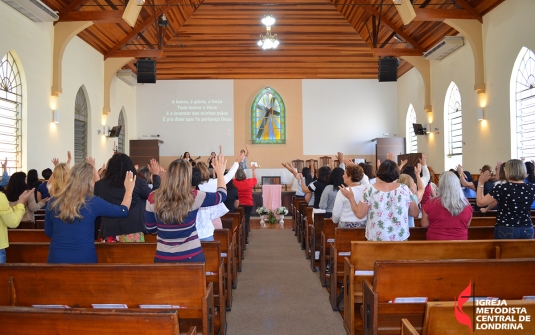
[234,165,257,242]
[421,171,473,240]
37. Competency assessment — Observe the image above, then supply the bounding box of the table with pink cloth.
[262,185,282,210]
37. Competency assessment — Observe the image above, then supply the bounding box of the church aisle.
[226,224,346,334]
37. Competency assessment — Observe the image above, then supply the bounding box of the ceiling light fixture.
[257,15,279,50]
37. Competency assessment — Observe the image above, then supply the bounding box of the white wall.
[0,1,136,173]
[397,0,535,173]
[303,79,398,156]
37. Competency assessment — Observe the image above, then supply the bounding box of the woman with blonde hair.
[421,171,473,240]
[49,163,70,197]
[45,160,135,263]
[145,155,227,262]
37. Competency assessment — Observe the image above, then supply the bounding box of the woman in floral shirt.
[339,159,419,241]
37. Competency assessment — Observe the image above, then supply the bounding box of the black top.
[309,180,328,209]
[489,182,535,227]
[224,187,239,212]
[94,174,161,237]
[473,180,495,196]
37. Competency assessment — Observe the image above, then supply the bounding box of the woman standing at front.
[233,165,256,241]
[45,161,135,263]
[145,155,227,262]
[477,159,535,239]
[340,160,418,241]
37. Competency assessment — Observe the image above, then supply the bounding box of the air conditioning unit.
[423,36,464,61]
[2,0,59,22]
[116,70,137,86]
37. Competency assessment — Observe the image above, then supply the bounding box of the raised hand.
[386,152,394,161]
[236,151,245,163]
[478,170,491,184]
[123,171,136,194]
[17,189,33,205]
[219,145,222,155]
[86,157,96,167]
[414,163,422,176]
[51,158,59,167]
[67,151,72,165]
[1,157,7,170]
[344,158,355,166]
[212,155,227,177]
[148,158,160,175]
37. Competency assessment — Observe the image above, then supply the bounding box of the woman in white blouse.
[332,165,367,228]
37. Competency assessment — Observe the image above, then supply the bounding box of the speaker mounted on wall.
[136,59,156,84]
[378,57,399,82]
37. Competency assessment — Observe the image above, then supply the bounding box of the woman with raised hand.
[477,159,535,239]
[234,165,256,241]
[45,161,135,263]
[6,172,48,223]
[95,154,161,242]
[421,171,473,240]
[319,167,345,218]
[145,155,227,263]
[332,164,367,228]
[339,159,418,241]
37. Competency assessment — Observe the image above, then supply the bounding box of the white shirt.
[331,184,367,224]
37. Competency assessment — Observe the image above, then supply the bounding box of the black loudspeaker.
[137,59,156,84]
[378,57,399,82]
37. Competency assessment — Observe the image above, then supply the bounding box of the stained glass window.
[406,104,417,153]
[0,52,22,174]
[513,47,535,160]
[74,86,88,163]
[251,87,285,144]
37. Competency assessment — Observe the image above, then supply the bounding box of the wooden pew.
[222,211,243,271]
[308,212,326,272]
[220,219,239,289]
[303,207,313,254]
[0,263,215,335]
[0,306,198,335]
[402,300,535,335]
[5,242,225,335]
[293,198,307,237]
[214,228,233,311]
[234,207,246,253]
[414,216,535,227]
[296,201,307,245]
[362,258,535,335]
[34,209,46,229]
[343,239,535,334]
[319,218,336,287]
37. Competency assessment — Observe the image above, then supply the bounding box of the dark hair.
[137,166,150,182]
[499,163,506,181]
[226,178,237,191]
[317,166,331,183]
[363,163,375,179]
[42,168,53,180]
[376,160,399,183]
[346,165,364,183]
[525,162,535,183]
[191,167,202,188]
[196,162,210,182]
[329,167,345,189]
[401,165,417,185]
[5,172,27,202]
[183,152,191,159]
[302,167,313,185]
[103,153,136,188]
[27,169,39,184]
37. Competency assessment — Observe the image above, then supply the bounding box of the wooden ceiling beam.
[59,11,125,24]
[57,0,92,18]
[104,0,184,60]
[108,49,163,58]
[413,8,479,21]
[454,0,483,23]
[372,48,422,57]
[352,0,424,52]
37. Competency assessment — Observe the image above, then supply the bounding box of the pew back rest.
[0,263,208,310]
[373,259,535,302]
[422,300,535,335]
[0,306,181,335]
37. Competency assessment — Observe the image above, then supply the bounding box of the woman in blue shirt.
[45,160,135,263]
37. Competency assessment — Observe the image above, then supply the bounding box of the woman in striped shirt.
[145,155,227,263]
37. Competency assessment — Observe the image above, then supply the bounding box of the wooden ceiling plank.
[352,0,424,52]
[413,8,479,21]
[57,0,92,18]
[60,10,125,23]
[372,48,422,57]
[453,0,483,23]
[104,0,185,59]
[109,49,163,58]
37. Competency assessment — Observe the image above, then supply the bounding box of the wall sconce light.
[426,123,431,134]
[477,107,485,121]
[103,125,110,136]
[52,110,60,123]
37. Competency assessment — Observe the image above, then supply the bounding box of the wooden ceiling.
[43,0,505,80]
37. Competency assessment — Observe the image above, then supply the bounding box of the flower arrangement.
[256,207,268,215]
[276,206,288,216]
[265,210,279,224]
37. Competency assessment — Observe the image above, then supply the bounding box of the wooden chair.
[319,156,331,167]
[292,159,304,173]
[305,159,318,171]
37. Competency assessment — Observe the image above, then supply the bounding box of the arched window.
[511,47,535,160]
[444,82,462,166]
[251,87,286,144]
[118,108,125,154]
[0,52,22,174]
[406,104,417,153]
[74,86,88,163]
